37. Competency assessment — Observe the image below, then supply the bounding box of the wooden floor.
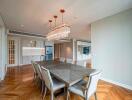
[0,65,132,100]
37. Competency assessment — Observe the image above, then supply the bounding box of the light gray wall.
[0,15,7,80]
[91,8,132,88]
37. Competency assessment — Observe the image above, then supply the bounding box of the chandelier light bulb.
[60,9,65,24]
[53,15,58,27]
[49,20,52,30]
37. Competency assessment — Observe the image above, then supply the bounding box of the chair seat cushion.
[52,78,65,91]
[68,80,87,97]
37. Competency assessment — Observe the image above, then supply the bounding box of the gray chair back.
[60,57,65,63]
[32,61,42,79]
[85,70,101,99]
[41,67,53,91]
[31,61,37,74]
[76,60,86,67]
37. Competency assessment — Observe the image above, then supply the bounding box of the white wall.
[0,15,7,80]
[91,8,132,89]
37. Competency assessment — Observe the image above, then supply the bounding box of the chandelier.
[47,9,70,41]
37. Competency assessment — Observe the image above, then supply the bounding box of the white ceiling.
[0,0,132,40]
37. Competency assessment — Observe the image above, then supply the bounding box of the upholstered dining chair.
[60,57,65,63]
[31,61,45,95]
[41,67,66,100]
[76,60,87,67]
[31,61,38,81]
[67,70,101,100]
[66,59,73,64]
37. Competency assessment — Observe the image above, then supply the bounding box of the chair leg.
[36,77,39,86]
[51,92,54,100]
[32,73,36,82]
[66,88,68,100]
[43,87,47,99]
[41,81,44,96]
[94,92,98,100]
[66,89,70,100]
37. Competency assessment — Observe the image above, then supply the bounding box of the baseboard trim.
[7,64,32,67]
[19,64,31,66]
[100,77,132,90]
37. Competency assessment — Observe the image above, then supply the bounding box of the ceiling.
[0,0,132,40]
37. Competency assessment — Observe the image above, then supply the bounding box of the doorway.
[8,38,19,67]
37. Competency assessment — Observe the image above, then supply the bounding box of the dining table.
[38,60,96,99]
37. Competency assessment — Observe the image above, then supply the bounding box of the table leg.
[66,86,69,100]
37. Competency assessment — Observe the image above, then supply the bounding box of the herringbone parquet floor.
[0,65,132,100]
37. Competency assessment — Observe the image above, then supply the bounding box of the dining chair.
[60,57,65,63]
[31,61,45,96]
[31,61,38,81]
[41,67,65,100]
[76,60,86,67]
[31,61,43,80]
[66,59,73,64]
[67,70,101,100]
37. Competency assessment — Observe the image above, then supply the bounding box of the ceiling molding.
[9,30,46,38]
